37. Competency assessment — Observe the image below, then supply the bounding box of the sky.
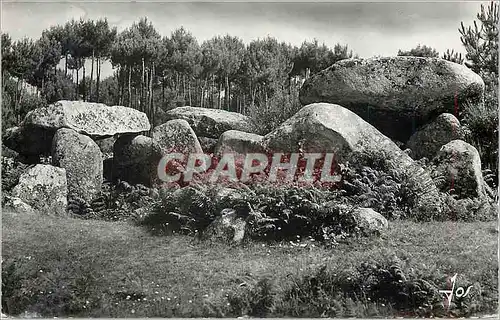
[1,1,489,79]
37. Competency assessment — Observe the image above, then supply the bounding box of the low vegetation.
[2,212,497,318]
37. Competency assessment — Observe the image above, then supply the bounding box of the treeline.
[1,18,356,133]
[1,2,497,137]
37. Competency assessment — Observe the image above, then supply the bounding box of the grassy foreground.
[1,211,498,318]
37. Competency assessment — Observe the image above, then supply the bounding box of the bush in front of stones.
[441,193,496,222]
[1,156,30,205]
[73,180,158,222]
[137,180,364,244]
[226,184,359,243]
[339,148,446,221]
[141,184,217,236]
[461,98,498,188]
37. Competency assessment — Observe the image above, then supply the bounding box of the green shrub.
[340,149,442,221]
[226,278,275,317]
[273,261,447,317]
[1,156,30,204]
[242,184,358,242]
[441,194,496,222]
[140,183,218,236]
[72,180,159,221]
[461,96,498,188]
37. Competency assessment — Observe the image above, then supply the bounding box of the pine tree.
[459,1,498,82]
[397,44,439,58]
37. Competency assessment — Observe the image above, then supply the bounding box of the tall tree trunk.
[76,68,79,99]
[201,79,206,108]
[134,87,137,109]
[251,84,257,108]
[150,63,154,129]
[120,67,125,105]
[175,72,179,97]
[265,91,268,110]
[128,65,132,108]
[117,66,122,105]
[82,61,86,101]
[224,76,229,110]
[162,76,165,107]
[141,58,145,113]
[243,93,246,115]
[90,50,94,101]
[96,57,101,102]
[15,78,20,123]
[188,78,192,106]
[210,75,215,108]
[218,81,222,109]
[64,55,68,76]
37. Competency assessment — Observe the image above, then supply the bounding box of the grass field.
[1,210,498,318]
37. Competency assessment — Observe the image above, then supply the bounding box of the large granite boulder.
[25,100,150,137]
[164,106,255,139]
[214,130,265,156]
[152,119,203,154]
[52,128,103,203]
[406,113,465,160]
[432,140,488,199]
[299,57,484,142]
[113,135,163,186]
[11,164,68,215]
[262,103,442,216]
[4,100,150,156]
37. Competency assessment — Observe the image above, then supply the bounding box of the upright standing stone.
[112,135,163,186]
[152,119,203,154]
[52,128,103,203]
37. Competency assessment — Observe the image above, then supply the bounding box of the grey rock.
[202,208,247,244]
[407,113,464,160]
[352,208,388,235]
[165,106,255,138]
[52,128,103,203]
[262,103,442,215]
[113,135,163,187]
[432,140,488,199]
[4,100,150,156]
[152,119,203,155]
[11,164,68,215]
[24,100,150,137]
[299,56,484,142]
[214,130,265,156]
